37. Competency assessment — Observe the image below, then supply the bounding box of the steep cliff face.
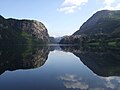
[0,15,49,44]
[73,10,120,35]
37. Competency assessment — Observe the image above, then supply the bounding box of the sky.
[0,0,120,37]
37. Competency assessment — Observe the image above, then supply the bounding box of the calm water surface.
[0,45,120,90]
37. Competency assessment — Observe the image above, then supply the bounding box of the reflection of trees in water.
[60,46,120,77]
[1,45,120,77]
[0,45,50,75]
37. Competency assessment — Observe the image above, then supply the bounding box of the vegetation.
[0,28,42,45]
[60,10,120,47]
[0,15,49,45]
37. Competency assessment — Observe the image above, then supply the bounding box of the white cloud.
[103,0,115,6]
[101,76,120,89]
[62,0,88,6]
[105,79,115,89]
[59,74,78,82]
[100,0,120,10]
[58,6,77,14]
[64,81,89,89]
[59,74,89,89]
[116,3,120,9]
[58,0,88,14]
[59,74,120,90]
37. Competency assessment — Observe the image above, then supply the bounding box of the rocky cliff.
[0,15,49,44]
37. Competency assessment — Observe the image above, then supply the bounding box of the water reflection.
[59,46,120,90]
[0,45,120,90]
[59,74,89,90]
[0,45,120,77]
[0,45,49,75]
[60,45,120,77]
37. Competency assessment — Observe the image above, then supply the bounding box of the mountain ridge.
[73,10,120,35]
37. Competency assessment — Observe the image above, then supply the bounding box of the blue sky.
[0,0,120,37]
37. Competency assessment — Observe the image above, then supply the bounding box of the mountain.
[59,35,82,44]
[60,10,120,45]
[0,15,49,45]
[73,10,120,35]
[49,37,62,44]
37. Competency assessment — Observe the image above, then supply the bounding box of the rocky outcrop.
[0,15,49,44]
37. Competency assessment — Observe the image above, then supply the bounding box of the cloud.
[58,0,120,14]
[58,0,88,14]
[59,74,89,89]
[100,0,120,10]
[59,74,120,90]
[64,81,89,89]
[59,74,78,82]
[103,0,115,6]
[101,76,120,89]
[58,6,77,14]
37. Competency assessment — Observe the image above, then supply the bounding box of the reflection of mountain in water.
[60,46,120,77]
[0,45,49,75]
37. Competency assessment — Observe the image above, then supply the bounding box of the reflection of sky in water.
[59,74,89,89]
[48,51,120,90]
[58,74,120,90]
[101,77,120,89]
[0,50,120,90]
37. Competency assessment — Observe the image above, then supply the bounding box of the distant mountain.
[59,35,82,44]
[73,10,120,35]
[49,36,62,44]
[54,37,62,43]
[49,37,55,43]
[0,15,49,44]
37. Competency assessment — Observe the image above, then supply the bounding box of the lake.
[0,45,120,90]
